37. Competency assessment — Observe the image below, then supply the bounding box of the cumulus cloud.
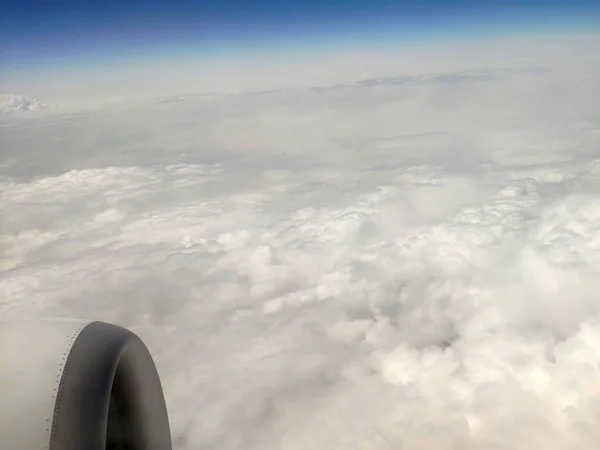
[2,34,600,449]
[0,93,49,115]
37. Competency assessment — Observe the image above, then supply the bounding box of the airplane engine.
[0,319,172,450]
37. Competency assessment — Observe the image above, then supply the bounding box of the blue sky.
[2,0,600,73]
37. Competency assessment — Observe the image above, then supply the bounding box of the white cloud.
[0,93,49,115]
[1,34,600,449]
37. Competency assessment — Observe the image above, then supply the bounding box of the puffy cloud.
[2,35,600,449]
[0,93,48,115]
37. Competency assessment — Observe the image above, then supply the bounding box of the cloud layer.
[2,38,600,449]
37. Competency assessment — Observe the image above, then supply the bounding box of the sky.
[2,2,600,450]
[3,0,600,73]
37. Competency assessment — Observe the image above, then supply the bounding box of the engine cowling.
[0,319,172,450]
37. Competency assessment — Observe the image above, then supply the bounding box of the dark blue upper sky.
[2,0,600,72]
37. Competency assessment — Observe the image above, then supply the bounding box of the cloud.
[2,35,600,449]
[0,93,49,115]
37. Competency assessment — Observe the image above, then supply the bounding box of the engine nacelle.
[0,319,172,450]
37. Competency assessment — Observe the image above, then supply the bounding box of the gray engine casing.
[0,319,172,450]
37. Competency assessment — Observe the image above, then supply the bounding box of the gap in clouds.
[2,36,600,450]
